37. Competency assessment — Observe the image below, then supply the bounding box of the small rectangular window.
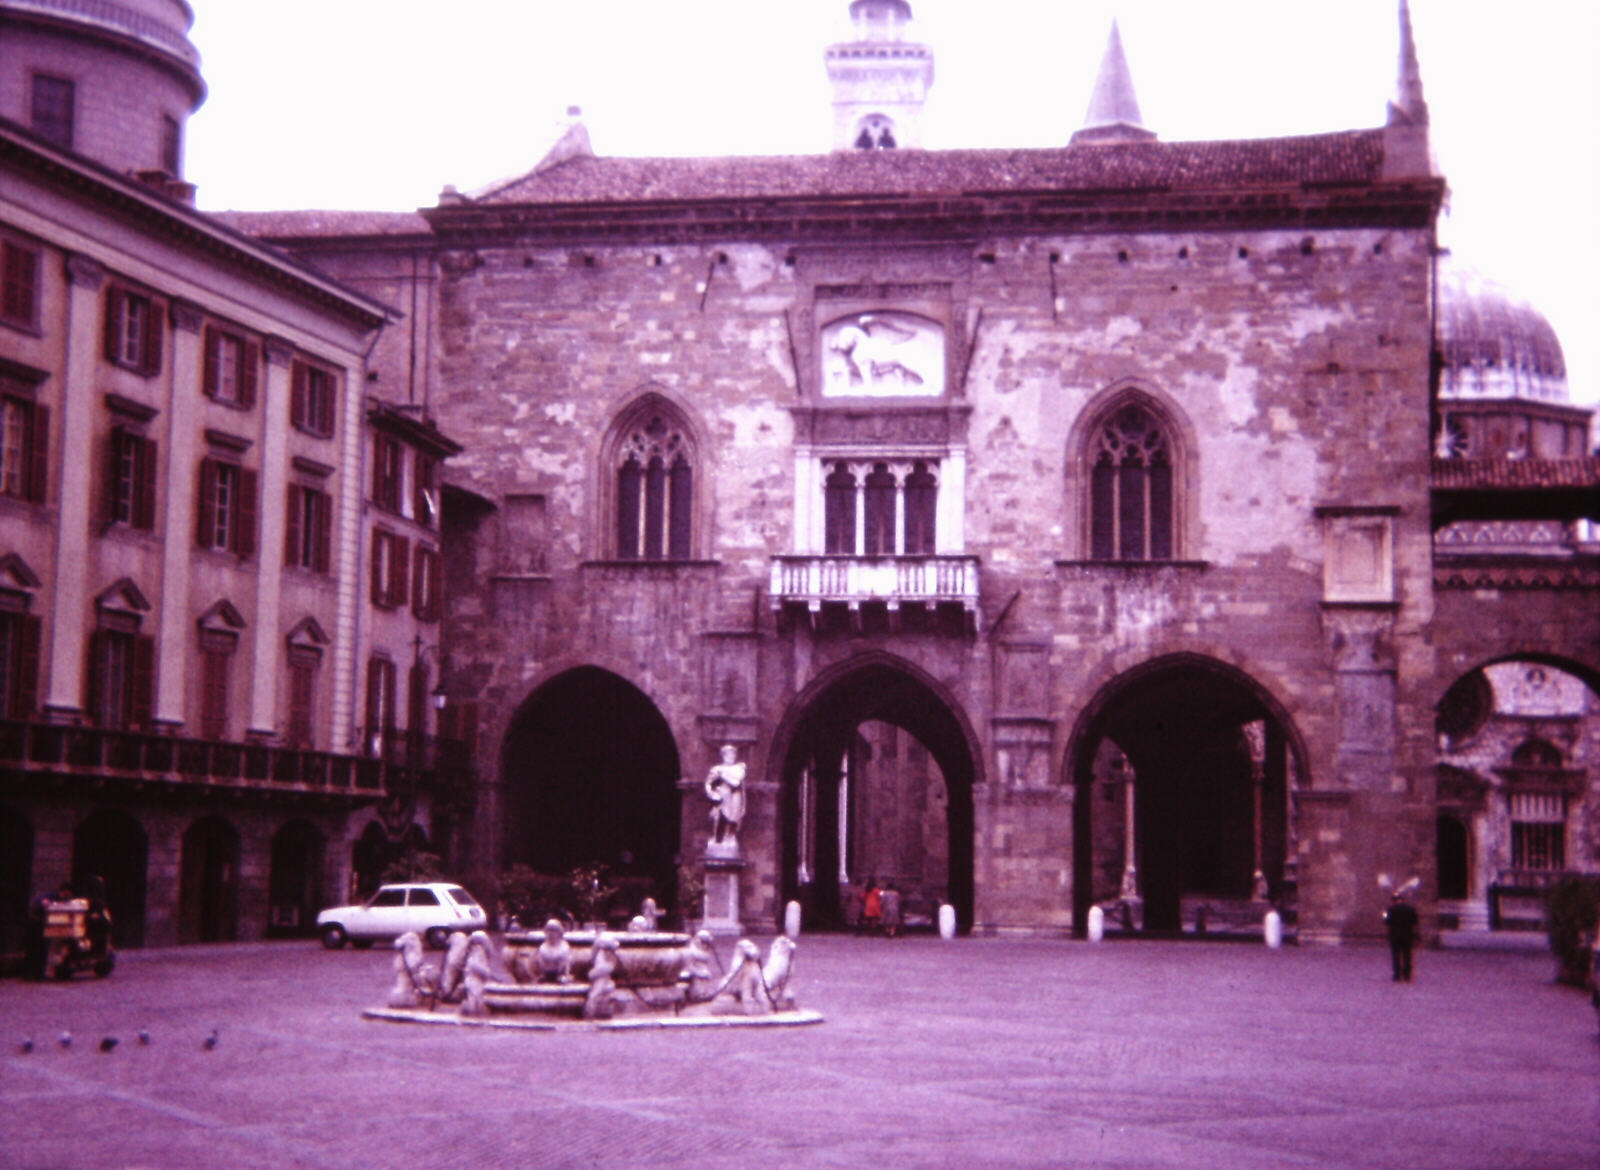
[203,325,258,407]
[0,394,48,503]
[0,611,43,719]
[291,360,336,437]
[105,426,157,530]
[200,646,230,741]
[285,483,332,573]
[160,114,181,176]
[104,288,163,375]
[372,434,403,511]
[370,528,409,608]
[85,629,154,730]
[413,545,440,621]
[196,456,257,557]
[365,657,397,757]
[30,75,75,149]
[286,656,316,748]
[1,237,42,330]
[413,453,437,526]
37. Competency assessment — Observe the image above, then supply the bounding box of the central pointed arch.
[500,666,682,917]
[769,651,981,932]
[1066,653,1307,936]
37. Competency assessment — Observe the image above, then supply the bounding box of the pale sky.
[185,1,1599,407]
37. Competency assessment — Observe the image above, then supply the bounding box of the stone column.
[1244,720,1270,901]
[153,299,204,729]
[1119,754,1139,902]
[245,338,293,739]
[330,355,368,754]
[936,450,965,553]
[43,255,105,719]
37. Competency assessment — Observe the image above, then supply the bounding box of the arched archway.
[501,666,681,916]
[73,809,147,948]
[1069,656,1303,935]
[773,655,978,932]
[351,821,389,900]
[268,819,325,937]
[1435,656,1599,932]
[0,805,32,958]
[178,815,239,943]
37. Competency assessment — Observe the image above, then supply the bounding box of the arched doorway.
[0,805,32,958]
[178,815,239,943]
[351,821,389,899]
[268,820,325,937]
[501,667,682,918]
[775,656,977,932]
[1071,656,1300,935]
[72,809,147,949]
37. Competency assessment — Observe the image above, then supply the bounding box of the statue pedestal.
[701,853,745,938]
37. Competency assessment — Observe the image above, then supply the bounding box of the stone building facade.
[221,0,1600,947]
[6,0,1596,951]
[0,0,463,954]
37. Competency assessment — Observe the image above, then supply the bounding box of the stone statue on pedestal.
[704,743,746,851]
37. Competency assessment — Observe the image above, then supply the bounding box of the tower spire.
[1381,0,1436,179]
[1388,0,1429,126]
[1072,20,1156,145]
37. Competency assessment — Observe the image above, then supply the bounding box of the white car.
[317,883,488,950]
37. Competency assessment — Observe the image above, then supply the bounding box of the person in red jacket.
[862,878,883,936]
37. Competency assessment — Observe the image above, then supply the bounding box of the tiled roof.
[209,209,432,239]
[1431,457,1600,490]
[477,129,1388,206]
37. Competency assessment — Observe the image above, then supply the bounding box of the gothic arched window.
[612,409,694,560]
[1090,403,1174,561]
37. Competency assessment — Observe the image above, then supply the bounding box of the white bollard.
[1264,910,1283,949]
[784,900,802,940]
[1087,904,1105,943]
[937,903,957,940]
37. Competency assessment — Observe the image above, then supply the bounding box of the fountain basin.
[503,929,690,987]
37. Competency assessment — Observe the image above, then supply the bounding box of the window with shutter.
[373,434,403,511]
[203,327,258,407]
[200,646,230,741]
[85,629,152,730]
[285,484,331,573]
[0,611,43,719]
[107,427,157,530]
[105,288,163,375]
[291,361,336,437]
[197,457,256,556]
[286,655,317,748]
[0,395,47,503]
[413,545,440,621]
[1,237,41,330]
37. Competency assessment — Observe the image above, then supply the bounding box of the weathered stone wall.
[291,213,1445,940]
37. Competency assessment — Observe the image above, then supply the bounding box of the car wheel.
[425,927,451,951]
[320,924,347,950]
[351,938,374,950]
[93,954,115,978]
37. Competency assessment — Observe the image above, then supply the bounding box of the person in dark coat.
[1384,893,1419,982]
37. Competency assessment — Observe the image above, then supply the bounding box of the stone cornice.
[0,120,391,330]
[423,180,1445,249]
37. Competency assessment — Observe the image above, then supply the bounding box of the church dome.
[1437,265,1568,404]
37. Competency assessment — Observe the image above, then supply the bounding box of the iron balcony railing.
[0,718,471,797]
[769,554,981,614]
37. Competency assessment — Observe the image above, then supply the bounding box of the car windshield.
[444,886,479,907]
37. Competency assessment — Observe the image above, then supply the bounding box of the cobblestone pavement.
[2,934,1595,1169]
